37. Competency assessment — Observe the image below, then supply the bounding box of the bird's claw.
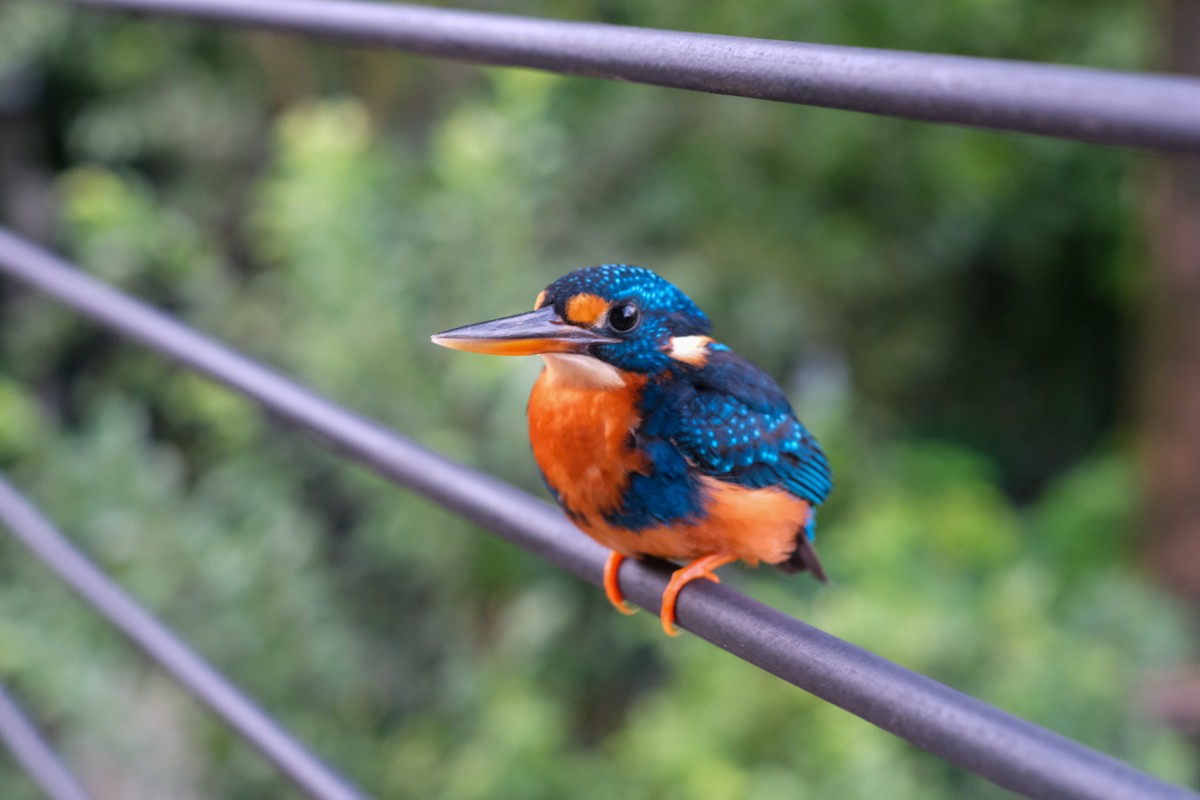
[659,554,737,636]
[603,552,639,616]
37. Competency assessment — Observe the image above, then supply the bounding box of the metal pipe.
[0,475,369,800]
[1,228,1195,799]
[69,0,1200,154]
[0,682,93,800]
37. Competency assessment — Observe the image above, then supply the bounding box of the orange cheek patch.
[534,289,547,310]
[565,293,609,326]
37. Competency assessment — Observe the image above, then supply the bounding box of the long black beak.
[431,304,619,356]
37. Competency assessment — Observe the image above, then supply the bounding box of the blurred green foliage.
[0,1,1195,797]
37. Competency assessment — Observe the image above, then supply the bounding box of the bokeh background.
[1,1,1199,797]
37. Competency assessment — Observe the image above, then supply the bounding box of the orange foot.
[660,554,739,637]
[603,552,638,615]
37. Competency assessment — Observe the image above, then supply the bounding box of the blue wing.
[667,346,833,505]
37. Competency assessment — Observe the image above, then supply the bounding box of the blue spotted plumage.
[433,264,833,634]
[673,347,833,505]
[542,264,712,372]
[608,350,832,533]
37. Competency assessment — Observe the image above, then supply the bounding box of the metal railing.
[0,472,368,800]
[73,0,1200,153]
[2,1,1198,798]
[0,682,92,800]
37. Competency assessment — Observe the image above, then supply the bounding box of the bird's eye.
[608,303,640,333]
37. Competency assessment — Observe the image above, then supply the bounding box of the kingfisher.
[432,265,832,635]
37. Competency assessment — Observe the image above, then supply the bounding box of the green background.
[0,1,1195,797]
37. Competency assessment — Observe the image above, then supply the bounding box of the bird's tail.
[776,509,828,583]
[777,535,828,582]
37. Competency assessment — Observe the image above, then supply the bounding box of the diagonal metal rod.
[1,233,1196,800]
[70,0,1200,154]
[0,682,93,800]
[0,475,369,800]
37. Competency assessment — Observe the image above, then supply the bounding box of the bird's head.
[432,265,713,382]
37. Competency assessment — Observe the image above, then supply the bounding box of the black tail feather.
[777,534,828,583]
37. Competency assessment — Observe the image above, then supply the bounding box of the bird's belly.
[581,477,810,566]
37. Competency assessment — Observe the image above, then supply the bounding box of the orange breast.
[527,364,648,524]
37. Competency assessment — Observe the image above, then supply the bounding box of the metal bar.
[0,682,93,800]
[1,232,1195,800]
[69,0,1200,154]
[0,476,369,800]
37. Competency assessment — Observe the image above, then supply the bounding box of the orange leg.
[603,552,638,615]
[660,554,739,637]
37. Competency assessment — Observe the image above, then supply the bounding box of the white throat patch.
[541,353,627,390]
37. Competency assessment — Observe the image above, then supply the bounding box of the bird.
[431,265,832,635]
